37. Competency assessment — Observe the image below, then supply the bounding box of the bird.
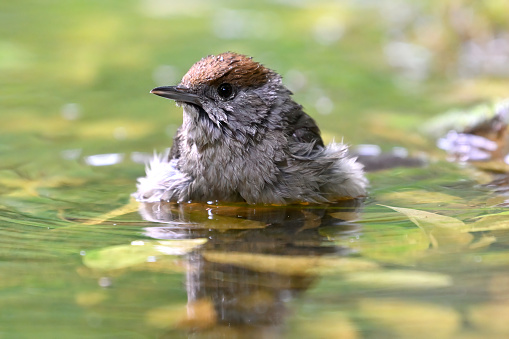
[134,52,367,205]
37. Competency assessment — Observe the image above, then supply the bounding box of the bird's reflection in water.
[139,199,363,335]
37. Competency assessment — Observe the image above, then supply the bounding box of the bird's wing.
[285,107,324,148]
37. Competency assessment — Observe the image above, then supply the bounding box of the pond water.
[3,0,509,338]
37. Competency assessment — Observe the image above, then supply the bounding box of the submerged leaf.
[145,304,187,329]
[83,243,161,270]
[202,251,378,276]
[469,213,509,232]
[380,205,466,229]
[145,299,217,330]
[177,299,217,330]
[344,269,453,289]
[381,205,473,249]
[156,239,208,254]
[83,239,206,270]
[469,235,497,249]
[85,197,140,225]
[339,226,429,266]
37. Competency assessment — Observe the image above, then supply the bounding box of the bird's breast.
[178,131,286,201]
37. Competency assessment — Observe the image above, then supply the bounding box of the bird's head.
[151,52,294,142]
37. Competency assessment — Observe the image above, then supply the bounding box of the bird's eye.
[217,83,233,99]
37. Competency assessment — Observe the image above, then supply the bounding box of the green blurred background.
[4,0,509,168]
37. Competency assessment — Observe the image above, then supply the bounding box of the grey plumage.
[134,53,367,204]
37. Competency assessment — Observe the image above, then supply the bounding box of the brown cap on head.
[181,52,273,89]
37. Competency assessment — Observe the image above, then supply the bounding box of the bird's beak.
[150,86,201,106]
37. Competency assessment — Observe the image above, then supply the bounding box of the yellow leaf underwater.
[380,205,466,229]
[85,197,140,225]
[468,235,497,249]
[145,299,217,330]
[344,269,453,289]
[177,299,217,330]
[83,239,207,270]
[469,213,509,232]
[83,243,160,270]
[145,304,187,329]
[341,226,429,266]
[381,205,474,250]
[202,251,378,276]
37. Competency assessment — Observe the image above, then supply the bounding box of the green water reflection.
[2,0,509,338]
